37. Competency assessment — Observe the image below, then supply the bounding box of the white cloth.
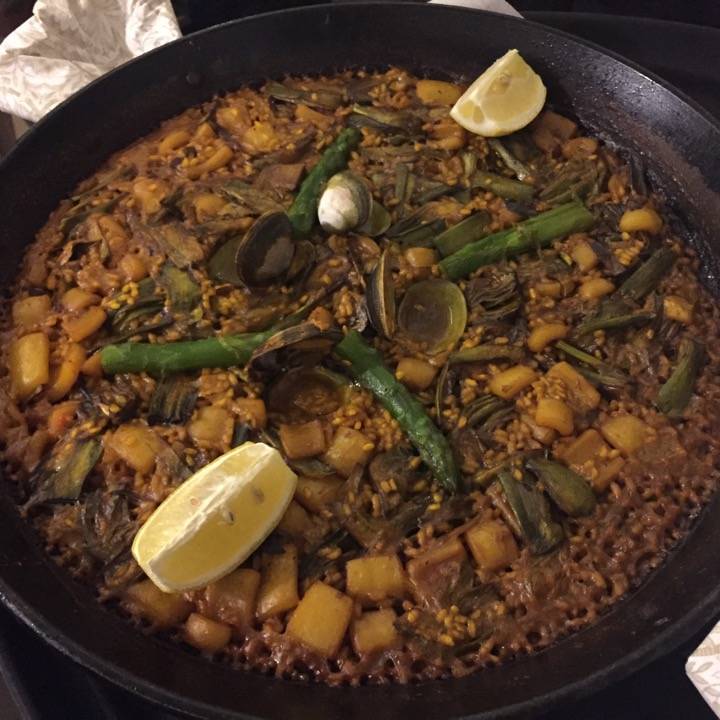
[0,0,181,122]
[428,0,522,17]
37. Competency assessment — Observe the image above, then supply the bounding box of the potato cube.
[488,365,537,400]
[183,613,232,653]
[396,357,437,391]
[109,423,162,474]
[280,420,326,460]
[286,581,353,657]
[416,79,463,106]
[12,295,51,329]
[547,362,600,412]
[295,476,343,513]
[534,280,563,298]
[619,206,663,235]
[346,555,406,604]
[322,426,374,477]
[47,342,86,402]
[188,406,233,449]
[278,500,314,538]
[234,398,267,429]
[663,295,693,324]
[63,306,107,342]
[405,247,438,269]
[527,323,568,353]
[256,545,299,620]
[600,415,653,455]
[352,609,399,654]
[9,332,49,401]
[61,288,100,312]
[201,568,260,630]
[579,277,615,300]
[535,398,574,436]
[560,429,625,492]
[123,579,192,629]
[569,236,598,272]
[520,413,556,445]
[465,520,518,572]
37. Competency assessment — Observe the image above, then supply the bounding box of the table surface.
[1,7,719,720]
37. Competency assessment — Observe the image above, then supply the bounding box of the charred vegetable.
[440,201,595,280]
[81,490,136,563]
[336,331,458,492]
[287,127,362,237]
[397,279,467,354]
[525,457,596,517]
[26,437,102,508]
[158,265,201,314]
[656,337,705,417]
[433,212,490,258]
[496,470,564,554]
[148,375,198,425]
[266,81,343,110]
[470,170,534,202]
[449,344,524,364]
[555,340,629,389]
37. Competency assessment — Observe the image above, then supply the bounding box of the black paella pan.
[1,3,720,718]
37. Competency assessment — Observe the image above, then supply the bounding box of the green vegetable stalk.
[470,170,535,202]
[101,330,274,375]
[287,127,362,237]
[656,337,705,416]
[335,330,459,493]
[439,201,595,280]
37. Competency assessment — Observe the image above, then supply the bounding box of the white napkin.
[688,624,720,717]
[0,0,181,122]
[428,0,522,17]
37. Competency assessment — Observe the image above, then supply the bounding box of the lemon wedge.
[450,49,546,137]
[132,442,296,592]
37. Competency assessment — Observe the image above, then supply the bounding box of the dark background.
[0,1,719,719]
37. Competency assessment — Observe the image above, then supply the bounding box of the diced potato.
[278,500,315,538]
[488,365,537,400]
[416,79,463,106]
[396,357,437,391]
[193,192,227,220]
[294,476,343,513]
[527,323,568,353]
[61,287,100,312]
[569,236,598,271]
[242,122,278,154]
[9,332,50,401]
[47,343,86,402]
[132,177,169,216]
[322,426,374,477]
[352,609,399,654]
[547,362,600,412]
[406,537,467,594]
[280,420,326,460]
[286,581,353,657]
[619,206,663,235]
[308,306,334,330]
[188,406,233,449]
[663,295,693,324]
[346,555,406,604]
[295,104,333,128]
[256,545,299,620]
[119,254,148,282]
[535,110,578,140]
[186,143,234,180]
[47,400,80,438]
[234,398,267,430]
[600,415,653,455]
[193,121,217,143]
[97,215,129,258]
[158,128,191,154]
[405,247,438,268]
[534,280,563,298]
[465,520,518,572]
[183,613,232,653]
[535,397,574,436]
[579,277,615,300]
[123,579,192,628]
[201,568,260,630]
[560,428,625,492]
[109,423,162,474]
[63,306,107,342]
[429,119,466,151]
[81,351,104,377]
[12,295,51,329]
